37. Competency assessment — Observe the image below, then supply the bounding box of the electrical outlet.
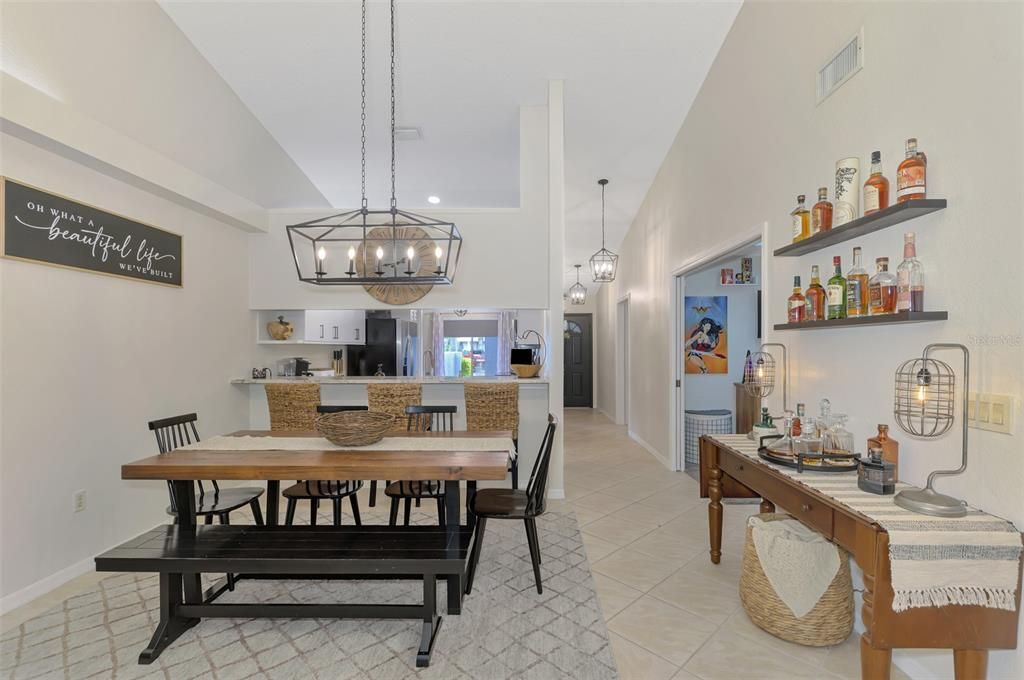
[73,489,87,513]
[967,392,1014,434]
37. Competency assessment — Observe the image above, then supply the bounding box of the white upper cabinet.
[302,310,365,345]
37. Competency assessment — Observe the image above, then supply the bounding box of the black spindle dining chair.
[281,405,367,526]
[384,405,457,527]
[148,413,266,526]
[465,414,557,595]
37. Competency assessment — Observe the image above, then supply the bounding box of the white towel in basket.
[750,516,840,619]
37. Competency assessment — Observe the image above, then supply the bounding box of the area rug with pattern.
[1,508,618,680]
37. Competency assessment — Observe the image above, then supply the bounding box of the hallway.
[562,408,907,680]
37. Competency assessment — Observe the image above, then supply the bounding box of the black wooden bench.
[95,524,472,667]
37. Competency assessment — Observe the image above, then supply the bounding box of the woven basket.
[265,383,320,431]
[739,513,854,647]
[511,364,542,379]
[465,383,519,440]
[315,411,395,447]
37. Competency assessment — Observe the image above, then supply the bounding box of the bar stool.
[265,383,363,526]
[465,383,520,488]
[366,383,422,506]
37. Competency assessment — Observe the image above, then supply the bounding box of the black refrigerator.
[346,318,418,376]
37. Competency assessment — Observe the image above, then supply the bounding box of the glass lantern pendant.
[286,0,462,286]
[568,264,587,305]
[589,178,618,282]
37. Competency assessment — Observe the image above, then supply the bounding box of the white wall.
[595,2,1023,677]
[682,257,760,417]
[248,106,550,311]
[0,133,252,610]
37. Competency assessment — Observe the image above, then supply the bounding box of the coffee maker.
[277,357,313,377]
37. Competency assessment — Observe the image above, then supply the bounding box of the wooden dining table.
[103,428,514,666]
[122,429,514,528]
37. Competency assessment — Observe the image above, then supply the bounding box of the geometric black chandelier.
[286,0,462,286]
[589,178,618,282]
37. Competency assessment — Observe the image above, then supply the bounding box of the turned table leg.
[759,499,775,514]
[708,451,723,565]
[953,650,987,680]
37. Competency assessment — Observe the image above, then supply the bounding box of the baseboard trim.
[627,430,671,468]
[0,521,166,616]
[0,555,95,615]
[547,488,565,500]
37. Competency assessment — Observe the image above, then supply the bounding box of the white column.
[546,80,566,498]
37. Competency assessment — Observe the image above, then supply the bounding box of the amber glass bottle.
[811,187,833,234]
[804,265,826,321]
[787,276,806,323]
[863,151,890,215]
[896,138,927,202]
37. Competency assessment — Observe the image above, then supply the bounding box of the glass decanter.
[823,413,854,456]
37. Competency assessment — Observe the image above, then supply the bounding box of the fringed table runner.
[181,435,517,459]
[709,435,1022,612]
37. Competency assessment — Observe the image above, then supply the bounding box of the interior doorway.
[673,237,764,472]
[616,297,630,426]
[563,313,593,408]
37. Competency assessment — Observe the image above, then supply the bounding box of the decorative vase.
[834,157,860,227]
[266,315,294,341]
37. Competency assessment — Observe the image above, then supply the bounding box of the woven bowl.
[511,364,542,379]
[315,411,395,447]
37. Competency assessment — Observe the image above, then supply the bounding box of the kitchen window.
[441,316,500,377]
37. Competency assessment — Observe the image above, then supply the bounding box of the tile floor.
[563,408,910,680]
[2,408,912,679]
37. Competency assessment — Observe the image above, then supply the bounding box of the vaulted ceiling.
[160,0,741,289]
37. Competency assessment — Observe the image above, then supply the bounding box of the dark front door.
[563,314,593,408]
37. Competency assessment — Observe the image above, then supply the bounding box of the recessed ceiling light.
[427,195,441,205]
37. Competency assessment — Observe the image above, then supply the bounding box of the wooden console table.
[699,435,1022,680]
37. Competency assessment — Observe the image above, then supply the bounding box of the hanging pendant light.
[589,178,618,282]
[286,0,462,287]
[568,264,587,305]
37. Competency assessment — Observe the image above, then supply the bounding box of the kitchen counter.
[232,375,548,385]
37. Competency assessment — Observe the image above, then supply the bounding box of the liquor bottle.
[863,151,890,215]
[787,276,806,323]
[792,403,805,437]
[811,187,833,234]
[845,246,869,317]
[896,232,924,312]
[896,138,927,203]
[826,255,847,320]
[868,257,897,315]
[867,424,899,481]
[804,265,826,321]
[791,195,810,242]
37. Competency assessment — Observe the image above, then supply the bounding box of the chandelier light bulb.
[347,246,356,260]
[316,246,327,261]
[376,246,384,260]
[407,246,415,261]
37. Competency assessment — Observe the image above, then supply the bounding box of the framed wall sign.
[0,177,183,287]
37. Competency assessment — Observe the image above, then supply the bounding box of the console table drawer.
[719,453,834,539]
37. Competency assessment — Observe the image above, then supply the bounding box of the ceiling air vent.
[817,29,864,104]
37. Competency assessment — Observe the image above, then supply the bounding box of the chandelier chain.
[389,0,397,209]
[359,0,367,209]
[600,180,606,247]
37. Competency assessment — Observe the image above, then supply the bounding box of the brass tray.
[756,435,860,473]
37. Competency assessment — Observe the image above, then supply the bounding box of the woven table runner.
[181,435,516,459]
[709,435,1022,612]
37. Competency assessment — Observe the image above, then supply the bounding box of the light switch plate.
[967,392,1014,434]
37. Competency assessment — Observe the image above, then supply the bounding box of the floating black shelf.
[774,311,948,331]
[774,199,947,257]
